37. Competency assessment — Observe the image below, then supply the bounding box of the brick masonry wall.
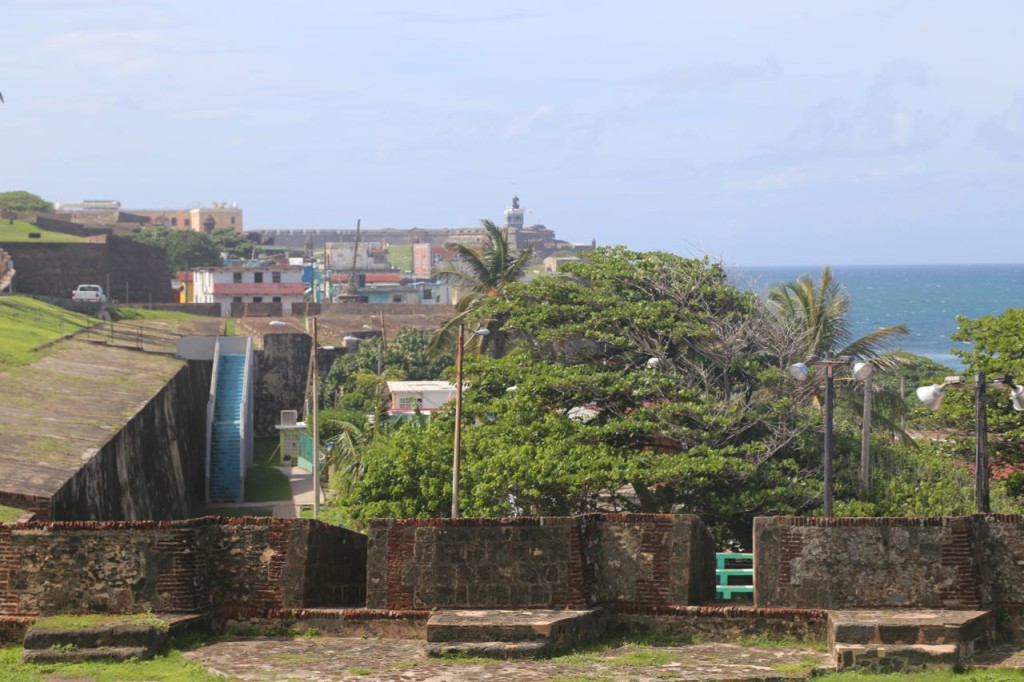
[754,516,992,610]
[365,514,716,611]
[0,517,367,617]
[0,492,49,521]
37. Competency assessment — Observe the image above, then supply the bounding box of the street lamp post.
[853,362,874,493]
[790,354,856,517]
[917,373,1024,513]
[311,316,321,519]
[451,324,489,518]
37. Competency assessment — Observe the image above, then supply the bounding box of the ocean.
[731,264,1024,370]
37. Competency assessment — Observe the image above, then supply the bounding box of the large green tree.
[431,219,535,357]
[0,191,52,214]
[336,248,820,547]
[128,227,222,273]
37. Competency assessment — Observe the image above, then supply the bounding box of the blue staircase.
[209,353,246,502]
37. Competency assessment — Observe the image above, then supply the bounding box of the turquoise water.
[732,264,1024,370]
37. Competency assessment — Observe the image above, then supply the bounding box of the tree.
[0,191,52,214]
[431,219,536,357]
[210,228,255,260]
[765,266,910,364]
[765,266,913,441]
[336,248,820,547]
[128,228,222,273]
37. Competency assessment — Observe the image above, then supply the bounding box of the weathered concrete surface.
[0,319,222,520]
[185,636,834,681]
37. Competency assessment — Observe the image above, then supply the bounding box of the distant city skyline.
[3,1,1024,266]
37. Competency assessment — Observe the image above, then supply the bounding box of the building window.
[272,297,281,303]
[231,216,236,225]
[422,288,432,300]
[170,218,177,227]
[185,219,190,227]
[392,294,403,303]
[272,272,281,283]
[253,297,263,303]
[233,272,242,283]
[233,297,242,303]
[397,396,417,409]
[254,272,264,283]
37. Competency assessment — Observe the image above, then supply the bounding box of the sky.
[3,1,1024,266]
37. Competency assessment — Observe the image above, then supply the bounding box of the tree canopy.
[127,227,222,273]
[0,191,52,214]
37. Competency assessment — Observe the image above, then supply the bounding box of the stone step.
[22,646,152,664]
[24,623,167,651]
[427,640,548,659]
[426,608,610,658]
[829,609,993,649]
[834,643,961,672]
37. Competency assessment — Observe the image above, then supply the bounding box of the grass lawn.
[386,244,413,273]
[0,220,84,243]
[108,307,200,322]
[0,505,25,522]
[0,645,222,682]
[244,437,291,502]
[0,296,96,369]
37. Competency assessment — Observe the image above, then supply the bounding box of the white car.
[71,284,107,303]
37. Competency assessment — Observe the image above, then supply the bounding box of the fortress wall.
[50,360,212,521]
[254,333,312,437]
[2,238,172,303]
[365,514,715,611]
[751,515,1024,610]
[0,518,367,617]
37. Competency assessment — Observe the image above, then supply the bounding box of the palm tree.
[431,219,535,357]
[766,266,909,366]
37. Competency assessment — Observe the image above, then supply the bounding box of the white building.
[386,381,455,413]
[193,262,306,315]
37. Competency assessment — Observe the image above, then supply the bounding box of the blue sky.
[3,1,1024,265]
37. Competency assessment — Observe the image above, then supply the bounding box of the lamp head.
[852,362,873,381]
[917,384,946,411]
[789,362,810,381]
[1011,385,1024,412]
[473,328,490,337]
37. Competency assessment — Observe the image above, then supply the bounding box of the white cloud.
[976,91,1024,159]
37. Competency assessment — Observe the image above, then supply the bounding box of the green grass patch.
[243,464,292,502]
[0,296,97,368]
[818,672,1024,681]
[771,656,822,673]
[0,645,222,681]
[0,505,25,522]
[608,649,675,666]
[108,307,199,322]
[347,667,375,675]
[224,318,237,335]
[386,244,413,273]
[31,613,168,632]
[735,634,827,651]
[0,220,84,243]
[254,436,280,464]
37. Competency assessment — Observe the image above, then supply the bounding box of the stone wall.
[366,514,715,611]
[752,515,1024,610]
[2,238,173,303]
[253,333,312,437]
[0,517,366,617]
[49,360,212,521]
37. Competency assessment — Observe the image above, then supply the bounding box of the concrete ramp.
[426,608,610,659]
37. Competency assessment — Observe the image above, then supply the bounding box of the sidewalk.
[274,465,319,518]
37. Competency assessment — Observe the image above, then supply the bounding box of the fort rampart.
[366,514,716,611]
[754,515,1024,619]
[0,517,366,618]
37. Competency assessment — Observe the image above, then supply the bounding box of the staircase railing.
[205,338,222,504]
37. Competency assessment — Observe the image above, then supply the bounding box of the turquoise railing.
[716,552,753,601]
